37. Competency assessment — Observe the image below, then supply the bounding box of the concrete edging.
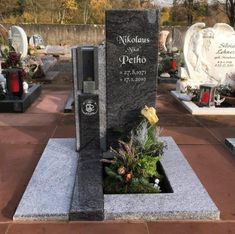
[13,137,220,221]
[171,90,235,115]
[104,137,220,220]
[225,138,235,155]
[13,138,78,221]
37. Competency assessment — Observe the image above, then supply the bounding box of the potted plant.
[102,106,167,194]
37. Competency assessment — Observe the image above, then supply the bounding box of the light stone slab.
[225,138,235,154]
[171,90,235,115]
[13,138,78,221]
[104,137,220,220]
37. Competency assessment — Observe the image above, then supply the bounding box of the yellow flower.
[141,105,159,125]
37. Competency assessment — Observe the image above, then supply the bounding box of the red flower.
[9,51,20,62]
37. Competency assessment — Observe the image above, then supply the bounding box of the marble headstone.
[29,34,45,49]
[166,28,184,52]
[10,26,28,58]
[159,30,169,51]
[183,23,235,88]
[106,10,159,146]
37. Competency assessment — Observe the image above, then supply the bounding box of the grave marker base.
[0,84,41,113]
[13,137,219,221]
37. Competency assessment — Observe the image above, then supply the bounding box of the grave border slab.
[225,138,235,155]
[13,137,219,221]
[13,138,78,221]
[104,137,220,220]
[171,90,235,115]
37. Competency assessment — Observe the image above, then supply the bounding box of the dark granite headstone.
[106,9,159,146]
[77,94,100,151]
[72,46,99,151]
[71,46,104,221]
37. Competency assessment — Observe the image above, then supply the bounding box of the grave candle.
[9,71,19,93]
[199,84,216,107]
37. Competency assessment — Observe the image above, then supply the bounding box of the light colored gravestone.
[159,30,169,51]
[10,26,28,58]
[166,28,184,51]
[182,23,235,88]
[29,34,45,48]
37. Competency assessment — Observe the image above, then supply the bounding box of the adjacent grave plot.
[0,84,41,113]
[172,23,235,115]
[171,90,235,115]
[0,26,43,112]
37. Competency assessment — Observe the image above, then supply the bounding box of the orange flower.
[125,172,133,182]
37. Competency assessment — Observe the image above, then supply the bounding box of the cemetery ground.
[0,60,235,233]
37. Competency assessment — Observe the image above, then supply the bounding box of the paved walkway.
[0,62,235,233]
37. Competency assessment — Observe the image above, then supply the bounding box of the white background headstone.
[29,34,45,48]
[184,23,235,88]
[10,26,28,58]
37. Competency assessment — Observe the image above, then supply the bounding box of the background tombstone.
[166,28,184,51]
[106,9,159,147]
[9,26,28,58]
[159,30,170,52]
[183,23,235,88]
[29,34,45,49]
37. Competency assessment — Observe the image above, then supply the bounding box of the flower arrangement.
[103,106,166,194]
[0,47,30,98]
[216,84,234,97]
[216,84,235,106]
[2,50,22,69]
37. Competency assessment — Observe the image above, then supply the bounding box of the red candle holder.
[6,69,23,98]
[170,58,177,70]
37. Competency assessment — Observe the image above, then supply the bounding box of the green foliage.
[216,84,233,97]
[1,48,23,69]
[158,51,184,75]
[158,55,172,74]
[132,120,166,158]
[139,156,160,177]
[186,85,200,101]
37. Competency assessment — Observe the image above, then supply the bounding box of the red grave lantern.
[6,69,24,98]
[199,84,216,107]
[170,58,177,70]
